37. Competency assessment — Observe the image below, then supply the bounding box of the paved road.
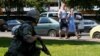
[0,32,100,42]
[0,32,90,38]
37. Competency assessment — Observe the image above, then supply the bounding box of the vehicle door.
[35,17,52,35]
[48,13,58,21]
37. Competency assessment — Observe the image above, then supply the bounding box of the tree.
[67,0,100,10]
[0,0,48,13]
[0,0,3,15]
[26,0,48,12]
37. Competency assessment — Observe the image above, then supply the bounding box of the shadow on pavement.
[0,37,100,47]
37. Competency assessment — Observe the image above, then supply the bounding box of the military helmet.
[26,8,40,23]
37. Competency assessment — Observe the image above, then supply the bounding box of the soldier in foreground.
[4,9,51,56]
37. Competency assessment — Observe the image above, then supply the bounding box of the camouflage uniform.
[4,23,41,56]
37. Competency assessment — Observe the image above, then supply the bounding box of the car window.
[7,20,17,23]
[39,17,51,23]
[40,13,47,17]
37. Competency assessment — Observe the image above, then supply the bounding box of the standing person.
[4,9,42,56]
[58,1,68,39]
[67,8,80,39]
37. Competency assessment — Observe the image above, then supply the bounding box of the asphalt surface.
[0,32,100,42]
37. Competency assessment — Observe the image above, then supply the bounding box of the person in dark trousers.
[4,9,42,56]
[58,1,68,39]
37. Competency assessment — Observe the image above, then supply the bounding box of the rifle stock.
[37,37,51,56]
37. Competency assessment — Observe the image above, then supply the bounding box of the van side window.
[40,13,47,17]
[49,14,53,17]
[84,22,94,24]
[49,13,58,17]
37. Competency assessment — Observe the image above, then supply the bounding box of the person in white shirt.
[58,1,68,39]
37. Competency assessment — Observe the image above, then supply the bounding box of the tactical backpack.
[11,25,21,35]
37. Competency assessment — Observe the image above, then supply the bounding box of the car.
[89,25,100,39]
[40,12,84,33]
[6,19,22,31]
[34,17,59,37]
[81,19,98,32]
[40,11,83,21]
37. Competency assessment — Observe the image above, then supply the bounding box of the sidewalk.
[42,36,100,42]
[0,32,100,42]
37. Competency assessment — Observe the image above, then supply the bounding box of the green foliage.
[0,0,47,12]
[26,0,47,12]
[0,0,2,6]
[67,0,100,10]
[0,0,4,7]
[1,0,100,12]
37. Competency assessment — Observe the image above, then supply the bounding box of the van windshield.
[74,13,82,16]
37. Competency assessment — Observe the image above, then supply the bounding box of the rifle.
[37,37,51,56]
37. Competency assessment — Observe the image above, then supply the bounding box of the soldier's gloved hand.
[24,35,40,43]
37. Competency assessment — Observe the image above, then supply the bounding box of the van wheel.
[48,30,57,37]
[92,32,100,39]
